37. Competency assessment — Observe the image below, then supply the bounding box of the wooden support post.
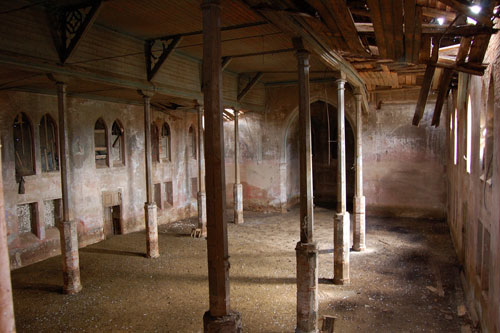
[0,139,16,332]
[139,90,159,259]
[293,37,318,333]
[413,40,439,126]
[334,77,350,285]
[196,103,207,237]
[56,82,82,294]
[201,0,241,331]
[353,92,366,252]
[233,109,243,225]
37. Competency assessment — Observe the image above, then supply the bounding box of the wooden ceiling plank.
[431,67,454,126]
[392,0,405,60]
[404,0,417,63]
[366,0,388,58]
[412,6,423,64]
[380,0,395,59]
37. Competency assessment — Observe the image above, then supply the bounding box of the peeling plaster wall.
[364,91,447,218]
[0,91,197,269]
[446,23,500,332]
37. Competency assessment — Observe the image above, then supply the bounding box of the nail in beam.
[57,82,83,294]
[0,139,16,332]
[139,90,159,259]
[334,77,350,285]
[352,91,366,252]
[201,0,241,331]
[233,108,243,225]
[196,102,207,237]
[293,37,319,333]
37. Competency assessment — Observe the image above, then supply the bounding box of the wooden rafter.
[366,0,388,58]
[48,0,102,64]
[437,0,493,27]
[431,68,454,126]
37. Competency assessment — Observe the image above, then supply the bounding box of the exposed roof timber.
[224,48,294,58]
[431,68,454,126]
[366,0,388,58]
[436,0,493,26]
[431,61,486,75]
[153,21,269,41]
[355,23,498,36]
[421,6,456,21]
[242,0,370,112]
[413,40,439,126]
[237,72,263,101]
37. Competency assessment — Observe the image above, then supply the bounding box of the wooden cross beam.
[237,72,263,102]
[145,36,182,82]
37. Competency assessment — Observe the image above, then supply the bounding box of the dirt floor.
[11,207,475,332]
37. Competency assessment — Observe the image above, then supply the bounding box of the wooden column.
[201,0,241,331]
[293,37,318,333]
[139,90,159,259]
[57,82,82,294]
[333,78,350,285]
[0,139,16,332]
[196,103,207,237]
[353,91,366,251]
[233,109,243,225]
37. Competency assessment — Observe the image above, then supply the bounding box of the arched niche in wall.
[39,114,59,173]
[13,112,35,177]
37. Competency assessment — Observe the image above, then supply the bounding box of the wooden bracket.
[47,0,102,64]
[237,72,263,102]
[145,36,182,82]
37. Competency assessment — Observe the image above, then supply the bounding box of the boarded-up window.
[154,183,162,210]
[17,203,37,234]
[165,181,173,207]
[39,114,59,172]
[44,199,61,229]
[111,120,124,166]
[160,122,171,161]
[13,112,35,177]
[94,118,108,168]
[189,125,196,159]
[191,177,198,198]
[151,124,160,162]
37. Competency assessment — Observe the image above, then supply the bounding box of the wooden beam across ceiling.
[436,0,494,27]
[237,72,263,102]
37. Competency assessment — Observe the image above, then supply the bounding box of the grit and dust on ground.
[11,207,475,332]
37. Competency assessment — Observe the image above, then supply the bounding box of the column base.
[145,203,159,259]
[59,220,82,294]
[197,192,207,237]
[233,183,243,225]
[203,310,242,332]
[333,212,350,286]
[295,241,319,333]
[353,195,366,252]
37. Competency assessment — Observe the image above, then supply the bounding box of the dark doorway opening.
[311,101,355,210]
[104,205,121,238]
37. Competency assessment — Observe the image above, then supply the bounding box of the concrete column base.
[145,203,159,258]
[59,220,82,294]
[334,212,350,285]
[197,192,207,237]
[203,310,242,332]
[233,183,243,224]
[353,196,366,252]
[295,241,319,333]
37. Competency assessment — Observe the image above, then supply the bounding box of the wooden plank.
[392,0,404,60]
[366,0,388,58]
[404,0,417,63]
[431,68,454,126]
[380,0,395,59]
[456,36,472,64]
[412,6,423,63]
[419,36,431,63]
[421,6,456,21]
[305,1,349,51]
[413,41,439,126]
[237,72,263,101]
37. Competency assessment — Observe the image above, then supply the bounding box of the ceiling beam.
[145,36,182,82]
[436,0,493,27]
[224,48,294,59]
[431,68,454,126]
[413,40,439,126]
[154,21,268,41]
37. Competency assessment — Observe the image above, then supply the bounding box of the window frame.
[111,119,125,167]
[94,118,109,168]
[13,112,36,177]
[39,114,59,173]
[160,122,172,162]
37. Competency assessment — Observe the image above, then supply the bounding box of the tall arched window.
[39,114,59,172]
[160,122,171,161]
[94,118,108,168]
[151,124,160,162]
[111,120,124,166]
[188,125,196,159]
[13,112,35,176]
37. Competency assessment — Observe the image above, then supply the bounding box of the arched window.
[111,120,124,166]
[13,112,35,176]
[94,118,108,168]
[39,114,59,172]
[151,124,160,162]
[188,125,196,159]
[160,122,171,161]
